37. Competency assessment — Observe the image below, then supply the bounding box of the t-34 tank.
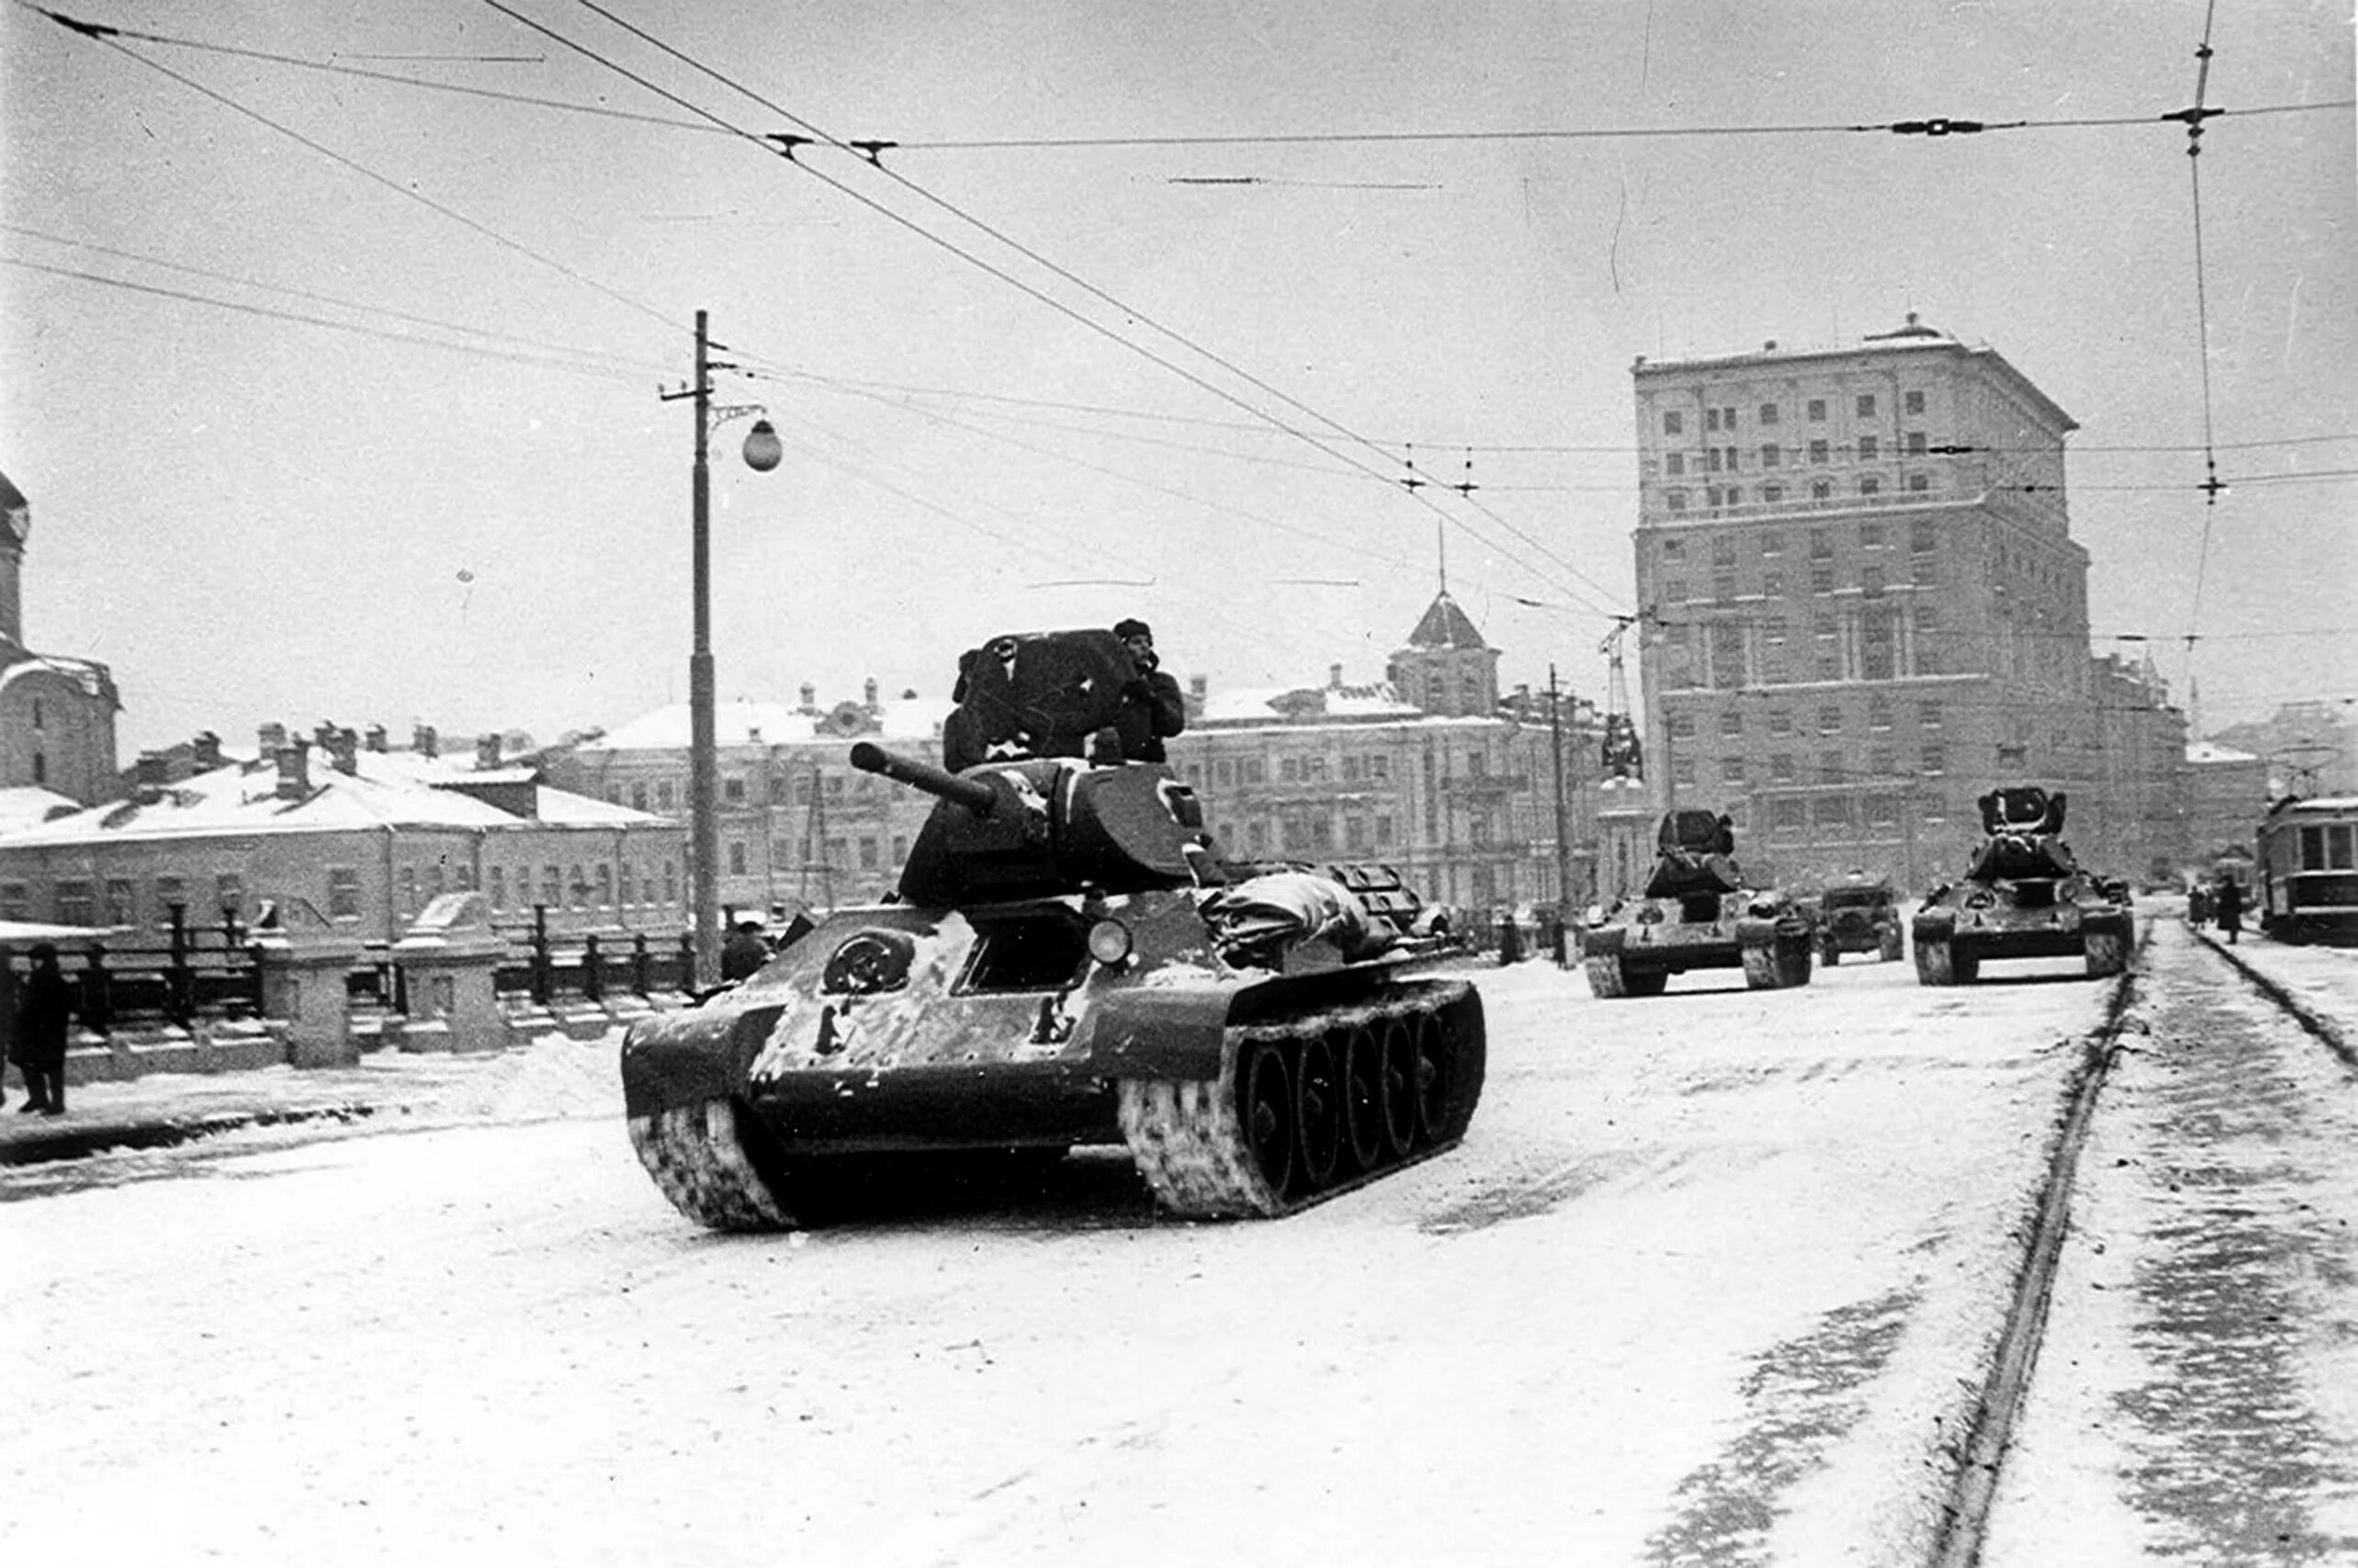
[621,628,1484,1229]
[1912,785,2133,984]
[1580,808,1814,997]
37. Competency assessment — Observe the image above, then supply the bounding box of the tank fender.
[1076,986,1235,1082]
[1912,906,1958,940]
[1732,915,1786,946]
[1582,924,1628,958]
[620,1001,784,1120]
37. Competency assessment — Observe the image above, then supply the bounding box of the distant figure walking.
[10,942,73,1117]
[2213,878,2246,946]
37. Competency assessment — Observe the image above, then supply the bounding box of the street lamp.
[661,310,778,987]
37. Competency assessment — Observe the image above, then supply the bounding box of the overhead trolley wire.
[480,0,1628,625]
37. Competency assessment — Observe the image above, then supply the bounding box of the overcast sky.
[4,0,2351,760]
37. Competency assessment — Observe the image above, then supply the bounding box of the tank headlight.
[1087,919,1134,964]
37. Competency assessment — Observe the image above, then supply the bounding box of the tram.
[2254,795,2358,944]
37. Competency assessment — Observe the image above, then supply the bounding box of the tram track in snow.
[1928,917,2356,1567]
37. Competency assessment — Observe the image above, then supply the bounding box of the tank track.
[1115,978,1484,1220]
[627,1099,797,1232]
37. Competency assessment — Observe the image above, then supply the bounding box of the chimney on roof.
[476,733,502,771]
[276,742,310,801]
[191,731,222,771]
[1764,340,1777,352]
[1329,663,1344,690]
[133,751,168,799]
[365,724,388,753]
[1189,673,1207,701]
[325,728,359,775]
[863,677,879,712]
[412,723,437,759]
[258,721,288,756]
[313,720,338,750]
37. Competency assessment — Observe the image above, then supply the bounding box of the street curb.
[0,1102,379,1168]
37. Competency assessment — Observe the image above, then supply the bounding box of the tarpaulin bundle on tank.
[1967,785,2080,881]
[942,629,1139,771]
[1198,872,1396,967]
[1644,809,1743,900]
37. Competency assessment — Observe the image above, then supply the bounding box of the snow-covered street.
[6,919,2353,1566]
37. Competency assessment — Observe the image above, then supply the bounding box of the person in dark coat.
[11,942,73,1116]
[719,921,772,983]
[0,945,16,1110]
[2212,877,2245,944]
[1111,618,1186,764]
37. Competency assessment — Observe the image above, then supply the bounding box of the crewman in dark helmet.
[1111,617,1186,764]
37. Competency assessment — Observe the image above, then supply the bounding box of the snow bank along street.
[6,914,2353,1565]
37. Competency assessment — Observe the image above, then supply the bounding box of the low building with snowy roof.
[0,723,684,945]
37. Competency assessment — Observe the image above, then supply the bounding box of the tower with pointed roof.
[0,468,122,806]
[1388,587,1499,717]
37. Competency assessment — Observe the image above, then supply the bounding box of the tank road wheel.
[1341,1023,1386,1174]
[1241,1043,1296,1200]
[1742,942,1784,989]
[1378,1015,1419,1157]
[1584,953,1628,998]
[1778,935,1813,987]
[2085,930,2128,977]
[1294,1032,1343,1191]
[627,1098,795,1233]
[1410,1010,1452,1146]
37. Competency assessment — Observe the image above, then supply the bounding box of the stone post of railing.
[249,897,365,1070]
[391,891,511,1055]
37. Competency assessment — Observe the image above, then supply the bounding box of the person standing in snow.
[10,942,73,1116]
[1111,618,1185,765]
[2212,877,2246,945]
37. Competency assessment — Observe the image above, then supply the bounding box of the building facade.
[1628,317,2186,892]
[551,599,1608,922]
[0,469,120,806]
[0,723,683,945]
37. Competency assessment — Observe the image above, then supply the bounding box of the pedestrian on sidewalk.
[2213,878,2246,945]
[0,944,16,1110]
[10,942,73,1116]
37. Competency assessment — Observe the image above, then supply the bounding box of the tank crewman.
[1111,618,1186,764]
[719,920,772,982]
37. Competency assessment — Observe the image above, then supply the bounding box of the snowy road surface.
[6,931,2350,1565]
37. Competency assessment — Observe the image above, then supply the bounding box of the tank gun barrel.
[850,740,998,814]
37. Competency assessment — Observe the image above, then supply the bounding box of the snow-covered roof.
[0,784,83,837]
[2187,740,2263,765]
[583,696,952,751]
[0,649,117,703]
[1197,682,1427,726]
[0,750,666,849]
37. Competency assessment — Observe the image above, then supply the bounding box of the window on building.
[1761,444,1781,468]
[1859,521,1885,548]
[1811,567,1835,595]
[1808,398,1827,422]
[1856,393,1877,418]
[1861,563,1887,596]
[1814,795,1854,829]
[1664,410,1684,434]
[594,864,614,907]
[859,838,880,870]
[1713,573,1738,604]
[1865,795,1901,829]
[1817,705,1844,735]
[1661,537,1687,561]
[662,861,678,903]
[217,873,244,919]
[1760,532,1785,557]
[1375,815,1395,847]
[1921,744,1947,774]
[401,865,419,917]
[325,866,361,919]
[655,781,675,810]
[0,884,27,921]
[1665,491,1688,513]
[1868,698,1893,731]
[51,879,94,928]
[1723,446,1740,470]
[1762,484,1784,503]
[727,841,747,875]
[1919,702,1944,728]
[892,836,908,864]
[1667,712,1698,740]
[1768,708,1795,736]
[1911,519,1937,553]
[1769,752,1797,784]
[1671,758,1697,789]
[1869,746,1897,777]
[542,864,562,908]
[1906,431,1927,455]
[1706,407,1721,432]
[1281,756,1301,782]
[1761,571,1785,597]
[487,865,505,911]
[1904,389,1925,415]
[1857,434,1879,461]
[1859,477,1882,496]
[1706,448,1722,472]
[1720,757,1748,787]
[1719,710,1745,738]
[1906,473,1929,492]
[1810,529,1833,559]
[1811,480,1833,502]
[1759,402,1780,424]
[154,874,185,919]
[1370,754,1390,779]
[724,776,746,805]
[1664,452,1686,477]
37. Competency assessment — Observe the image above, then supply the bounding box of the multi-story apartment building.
[1629,315,2184,891]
